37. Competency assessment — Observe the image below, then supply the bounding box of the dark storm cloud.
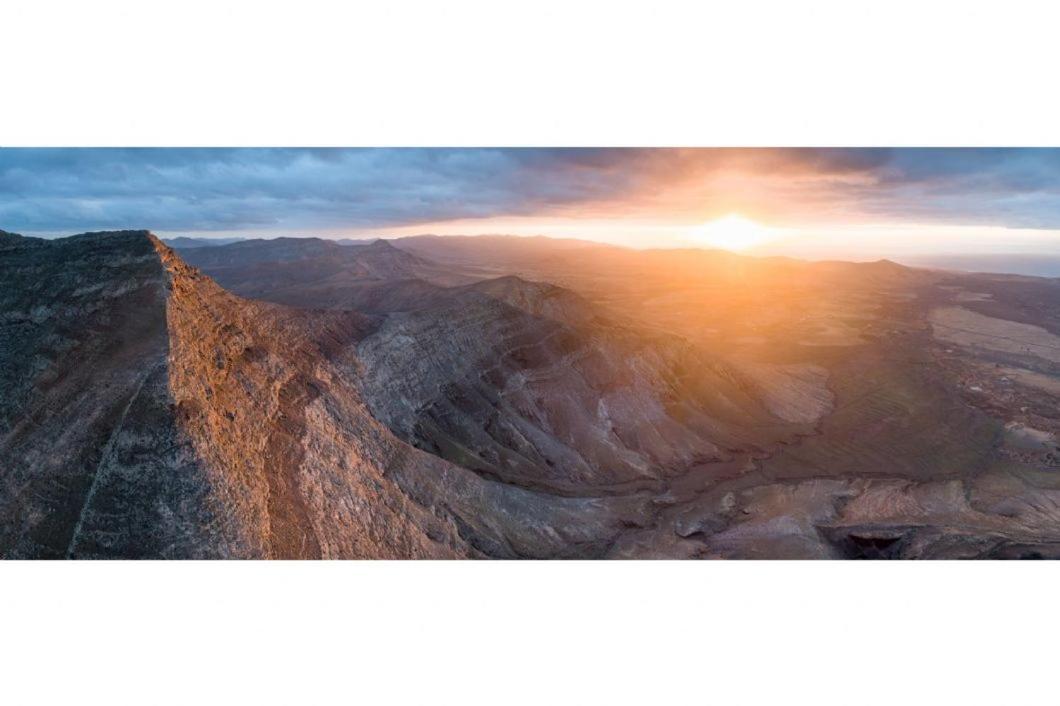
[1,148,1060,233]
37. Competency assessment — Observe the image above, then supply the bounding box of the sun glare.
[691,214,776,252]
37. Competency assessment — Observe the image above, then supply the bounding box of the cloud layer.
[2,148,1060,234]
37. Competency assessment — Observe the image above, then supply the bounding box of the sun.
[691,214,776,252]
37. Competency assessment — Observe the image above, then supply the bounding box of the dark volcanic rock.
[0,231,233,557]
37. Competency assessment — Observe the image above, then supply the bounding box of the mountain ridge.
[0,230,663,558]
[8,229,1060,558]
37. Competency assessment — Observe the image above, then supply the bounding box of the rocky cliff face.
[0,231,226,557]
[0,232,457,557]
[157,241,473,558]
[0,231,658,558]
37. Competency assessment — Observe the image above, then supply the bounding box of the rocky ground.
[3,229,1060,558]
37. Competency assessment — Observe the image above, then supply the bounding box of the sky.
[3,148,1060,261]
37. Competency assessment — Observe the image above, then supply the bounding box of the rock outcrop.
[0,231,660,558]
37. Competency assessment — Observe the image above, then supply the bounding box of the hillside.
[0,232,657,558]
[172,236,817,493]
[5,231,1060,558]
[176,237,478,308]
[354,274,809,493]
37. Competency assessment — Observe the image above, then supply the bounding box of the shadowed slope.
[355,275,808,493]
[0,231,239,557]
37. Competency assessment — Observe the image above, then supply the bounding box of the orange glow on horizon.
[689,215,779,252]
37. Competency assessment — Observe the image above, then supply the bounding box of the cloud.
[0,148,653,232]
[1,148,1060,234]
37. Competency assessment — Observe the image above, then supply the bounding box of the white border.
[3,561,1058,705]
[4,2,1060,704]
[3,0,1060,146]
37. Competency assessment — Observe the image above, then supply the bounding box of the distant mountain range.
[163,236,378,248]
[162,233,1060,278]
[162,236,247,248]
[897,253,1060,278]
